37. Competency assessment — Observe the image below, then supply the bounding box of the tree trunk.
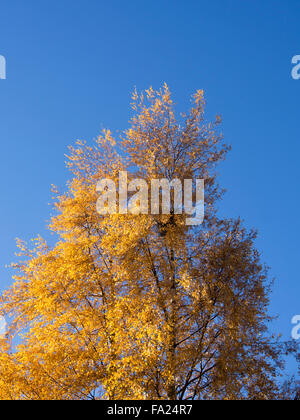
[167,247,177,400]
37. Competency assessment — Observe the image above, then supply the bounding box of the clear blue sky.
[0,0,299,371]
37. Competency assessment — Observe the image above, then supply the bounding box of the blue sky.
[0,0,299,372]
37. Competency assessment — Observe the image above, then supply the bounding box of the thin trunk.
[167,247,177,400]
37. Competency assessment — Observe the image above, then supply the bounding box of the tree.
[0,85,293,399]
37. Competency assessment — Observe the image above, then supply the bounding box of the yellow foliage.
[0,85,286,400]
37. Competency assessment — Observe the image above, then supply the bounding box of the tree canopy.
[0,85,297,400]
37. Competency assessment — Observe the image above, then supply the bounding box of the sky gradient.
[0,0,299,372]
